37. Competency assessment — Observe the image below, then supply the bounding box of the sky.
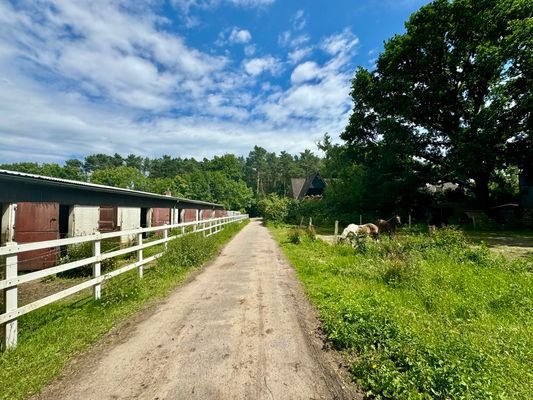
[0,0,430,164]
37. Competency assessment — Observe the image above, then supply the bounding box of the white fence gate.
[0,214,247,350]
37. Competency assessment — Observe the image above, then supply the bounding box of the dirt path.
[36,220,360,400]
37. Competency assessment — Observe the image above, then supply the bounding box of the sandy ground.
[35,220,361,400]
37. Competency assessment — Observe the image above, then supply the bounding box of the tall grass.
[272,226,532,399]
[0,220,248,400]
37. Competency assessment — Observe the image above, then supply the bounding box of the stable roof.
[0,169,223,210]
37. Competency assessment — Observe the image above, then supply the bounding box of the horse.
[376,215,401,235]
[339,223,379,244]
[376,215,401,236]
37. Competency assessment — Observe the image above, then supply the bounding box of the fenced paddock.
[0,214,247,350]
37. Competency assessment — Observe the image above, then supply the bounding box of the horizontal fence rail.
[0,214,248,350]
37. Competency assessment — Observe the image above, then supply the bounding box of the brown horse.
[376,215,401,236]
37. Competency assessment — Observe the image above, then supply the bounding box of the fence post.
[359,214,362,225]
[408,213,412,229]
[1,242,18,350]
[334,221,339,244]
[137,230,143,278]
[308,217,313,227]
[92,236,101,300]
[163,224,168,251]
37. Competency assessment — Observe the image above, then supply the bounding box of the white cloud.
[278,31,309,48]
[216,27,252,47]
[257,28,359,130]
[0,1,229,113]
[321,28,359,56]
[288,47,312,64]
[243,56,281,76]
[292,10,306,31]
[291,61,320,84]
[172,0,275,26]
[228,28,252,44]
[228,0,275,6]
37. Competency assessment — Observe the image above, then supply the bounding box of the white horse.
[339,223,379,244]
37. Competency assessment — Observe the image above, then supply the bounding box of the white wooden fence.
[0,214,247,350]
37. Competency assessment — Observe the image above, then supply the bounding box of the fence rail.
[0,214,248,350]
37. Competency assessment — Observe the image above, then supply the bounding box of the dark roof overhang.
[0,169,223,210]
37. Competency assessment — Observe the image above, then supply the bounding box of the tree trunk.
[473,175,490,209]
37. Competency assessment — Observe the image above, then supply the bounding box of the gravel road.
[36,220,360,400]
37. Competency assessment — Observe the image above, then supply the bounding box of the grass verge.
[271,224,532,399]
[0,220,248,400]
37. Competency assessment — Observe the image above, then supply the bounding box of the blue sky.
[0,0,430,164]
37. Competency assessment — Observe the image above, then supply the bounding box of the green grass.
[0,220,248,400]
[271,225,533,399]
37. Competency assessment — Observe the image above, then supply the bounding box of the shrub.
[288,225,317,245]
[257,194,290,223]
[288,228,305,244]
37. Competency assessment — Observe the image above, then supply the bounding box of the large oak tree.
[342,0,532,206]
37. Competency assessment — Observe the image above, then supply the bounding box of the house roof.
[291,173,327,200]
[290,178,306,200]
[0,169,224,209]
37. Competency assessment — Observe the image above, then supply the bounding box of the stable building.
[0,169,224,271]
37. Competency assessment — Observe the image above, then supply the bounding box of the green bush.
[257,194,290,223]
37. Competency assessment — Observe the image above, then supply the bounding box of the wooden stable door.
[15,202,59,271]
[98,206,118,232]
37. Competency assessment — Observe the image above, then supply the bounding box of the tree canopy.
[342,0,532,206]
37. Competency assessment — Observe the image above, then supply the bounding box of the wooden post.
[194,209,199,232]
[137,231,143,278]
[1,242,18,350]
[92,237,101,300]
[334,220,339,244]
[163,224,168,251]
[359,214,362,225]
[308,217,312,227]
[408,213,412,229]
[1,204,16,245]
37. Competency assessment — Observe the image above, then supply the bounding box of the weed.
[287,225,317,245]
[58,240,119,277]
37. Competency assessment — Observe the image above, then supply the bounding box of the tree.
[84,153,123,173]
[204,154,245,181]
[278,151,297,197]
[124,154,144,172]
[90,166,147,190]
[245,146,268,197]
[342,0,532,207]
[297,149,321,179]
